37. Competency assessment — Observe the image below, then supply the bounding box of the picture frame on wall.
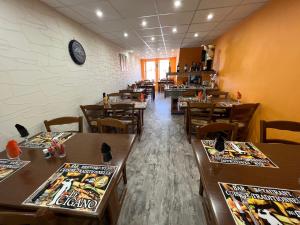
[119,53,127,72]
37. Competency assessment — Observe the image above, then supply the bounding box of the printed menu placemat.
[23,163,116,214]
[20,132,75,149]
[201,140,278,168]
[219,182,300,225]
[0,159,30,182]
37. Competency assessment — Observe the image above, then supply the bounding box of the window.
[145,61,156,81]
[159,59,169,79]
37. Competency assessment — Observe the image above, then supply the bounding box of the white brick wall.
[0,0,141,150]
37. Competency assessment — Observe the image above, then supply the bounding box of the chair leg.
[199,177,204,196]
[122,164,127,184]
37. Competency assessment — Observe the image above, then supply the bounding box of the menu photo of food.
[23,163,116,214]
[19,132,75,149]
[201,140,278,168]
[219,182,300,225]
[0,159,30,182]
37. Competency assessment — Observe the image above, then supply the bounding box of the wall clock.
[68,40,86,65]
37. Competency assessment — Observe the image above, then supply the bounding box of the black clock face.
[68,40,86,65]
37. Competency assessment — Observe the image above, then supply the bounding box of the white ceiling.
[40,0,268,58]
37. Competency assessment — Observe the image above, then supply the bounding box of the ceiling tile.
[163,33,185,40]
[69,1,121,22]
[138,28,162,37]
[214,19,240,31]
[193,7,233,23]
[188,22,217,32]
[156,0,199,14]
[198,0,242,9]
[162,25,189,35]
[159,12,193,26]
[226,2,265,20]
[185,31,207,38]
[125,16,160,29]
[181,42,202,48]
[110,0,156,17]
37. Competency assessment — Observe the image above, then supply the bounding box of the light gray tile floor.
[117,93,206,225]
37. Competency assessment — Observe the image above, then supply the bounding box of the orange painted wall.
[214,0,300,142]
[177,47,202,84]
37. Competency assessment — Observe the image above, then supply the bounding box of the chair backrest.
[0,208,56,225]
[260,120,300,144]
[196,122,238,141]
[111,103,135,122]
[80,105,106,131]
[182,90,196,97]
[208,91,229,99]
[97,118,128,133]
[44,116,83,132]
[188,102,215,121]
[229,103,259,124]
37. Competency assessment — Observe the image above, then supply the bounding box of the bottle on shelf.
[184,64,188,72]
[177,64,180,73]
[168,62,171,73]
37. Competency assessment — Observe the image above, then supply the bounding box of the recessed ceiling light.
[172,27,177,33]
[124,32,128,37]
[141,20,147,27]
[194,33,199,37]
[96,9,103,18]
[207,13,214,21]
[172,49,175,52]
[151,37,155,41]
[174,0,182,8]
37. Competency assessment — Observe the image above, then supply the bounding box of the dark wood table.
[0,133,136,225]
[191,140,300,225]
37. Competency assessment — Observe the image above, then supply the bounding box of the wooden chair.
[187,102,215,143]
[196,122,238,141]
[0,208,56,225]
[110,103,140,137]
[219,103,259,141]
[44,116,83,133]
[97,118,128,133]
[260,120,300,144]
[80,105,107,132]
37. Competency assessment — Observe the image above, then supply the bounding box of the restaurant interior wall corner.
[214,0,300,143]
[0,0,141,151]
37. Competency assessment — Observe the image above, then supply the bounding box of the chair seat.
[191,119,209,126]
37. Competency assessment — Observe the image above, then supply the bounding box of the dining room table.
[191,140,300,225]
[0,133,136,225]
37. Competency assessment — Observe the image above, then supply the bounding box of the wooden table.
[191,140,300,225]
[0,133,136,225]
[164,86,218,114]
